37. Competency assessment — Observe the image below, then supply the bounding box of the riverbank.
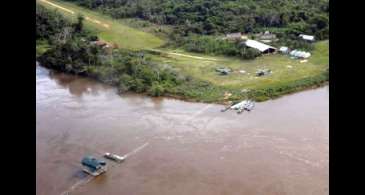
[36,0,329,103]
[37,57,327,104]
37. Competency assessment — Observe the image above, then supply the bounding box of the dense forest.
[63,0,329,39]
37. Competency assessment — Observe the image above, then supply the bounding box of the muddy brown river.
[36,64,328,195]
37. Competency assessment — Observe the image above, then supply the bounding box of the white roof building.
[226,32,242,40]
[245,39,277,53]
[299,34,315,41]
[290,50,311,58]
[279,46,289,53]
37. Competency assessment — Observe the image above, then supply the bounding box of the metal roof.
[299,34,315,41]
[245,39,276,52]
[279,46,289,51]
[81,156,106,170]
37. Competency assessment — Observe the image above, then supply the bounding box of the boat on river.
[81,156,107,176]
[221,100,255,114]
[104,153,126,163]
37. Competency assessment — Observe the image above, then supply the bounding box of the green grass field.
[37,0,329,102]
[148,41,328,102]
[152,40,328,88]
[37,0,165,50]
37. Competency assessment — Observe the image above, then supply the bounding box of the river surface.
[36,64,328,195]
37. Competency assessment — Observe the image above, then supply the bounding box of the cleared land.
[153,41,328,89]
[37,0,329,102]
[38,0,165,50]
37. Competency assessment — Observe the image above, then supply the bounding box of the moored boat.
[104,153,126,163]
[81,156,107,176]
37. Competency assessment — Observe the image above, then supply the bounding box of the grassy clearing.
[119,18,173,40]
[37,0,165,50]
[152,41,328,89]
[308,40,329,65]
[149,41,328,102]
[38,0,329,102]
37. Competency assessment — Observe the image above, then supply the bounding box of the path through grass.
[38,0,165,50]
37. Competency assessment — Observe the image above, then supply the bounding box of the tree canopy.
[64,0,329,39]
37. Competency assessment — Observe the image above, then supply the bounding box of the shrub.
[148,82,165,96]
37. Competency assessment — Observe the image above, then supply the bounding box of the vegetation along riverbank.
[36,0,328,103]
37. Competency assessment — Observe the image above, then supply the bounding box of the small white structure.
[300,60,308,63]
[290,50,311,59]
[241,35,248,40]
[279,46,289,53]
[221,100,255,114]
[225,32,248,40]
[255,31,277,41]
[225,32,243,40]
[299,34,315,42]
[245,39,277,53]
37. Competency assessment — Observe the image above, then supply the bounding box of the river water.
[36,64,328,195]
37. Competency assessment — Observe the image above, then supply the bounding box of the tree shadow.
[48,70,112,97]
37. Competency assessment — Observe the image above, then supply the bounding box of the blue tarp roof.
[81,156,106,170]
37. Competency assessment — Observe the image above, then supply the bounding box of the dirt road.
[39,0,110,29]
[149,49,218,61]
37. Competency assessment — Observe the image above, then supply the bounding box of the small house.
[225,32,243,40]
[260,31,277,40]
[254,31,278,42]
[245,39,277,54]
[299,34,315,42]
[90,40,114,49]
[90,40,115,53]
[279,46,289,54]
[91,40,107,47]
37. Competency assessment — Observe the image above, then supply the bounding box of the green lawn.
[119,18,173,40]
[151,41,328,90]
[37,0,165,50]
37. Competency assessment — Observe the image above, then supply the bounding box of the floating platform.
[222,100,255,114]
[81,156,108,176]
[82,166,107,176]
